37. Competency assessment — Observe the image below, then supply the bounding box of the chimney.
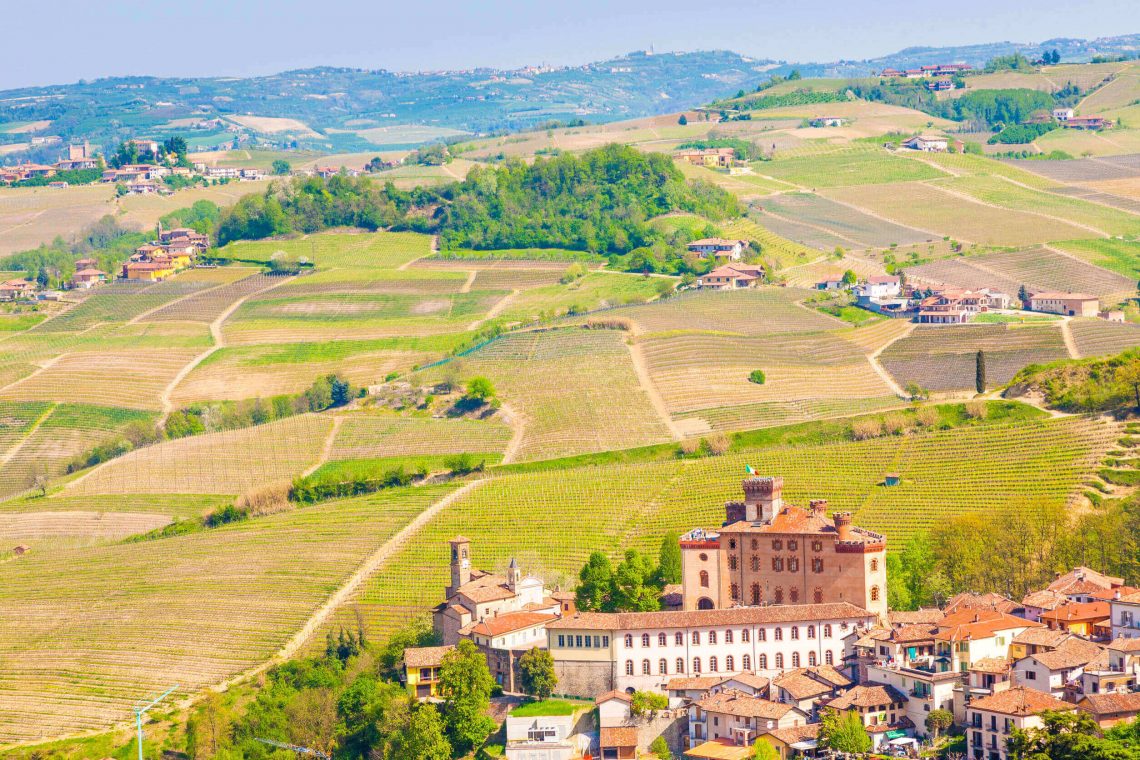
[743,476,783,522]
[810,499,828,517]
[834,512,853,541]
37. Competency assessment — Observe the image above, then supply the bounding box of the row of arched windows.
[621,624,837,648]
[623,650,836,676]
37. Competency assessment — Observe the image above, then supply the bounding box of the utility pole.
[134,685,178,760]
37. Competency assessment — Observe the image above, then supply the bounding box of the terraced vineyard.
[757,192,933,249]
[1070,319,1140,358]
[328,414,514,461]
[140,271,282,322]
[608,288,842,336]
[760,146,948,188]
[879,324,1069,392]
[0,484,458,743]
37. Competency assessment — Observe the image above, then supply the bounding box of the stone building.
[680,477,888,620]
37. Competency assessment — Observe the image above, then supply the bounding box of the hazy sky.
[2,0,1138,90]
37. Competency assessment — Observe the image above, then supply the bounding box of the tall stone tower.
[448,536,472,597]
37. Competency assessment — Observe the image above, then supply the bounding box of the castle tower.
[507,557,521,593]
[448,536,471,596]
[742,476,783,522]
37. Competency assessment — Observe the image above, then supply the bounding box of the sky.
[2,0,1139,90]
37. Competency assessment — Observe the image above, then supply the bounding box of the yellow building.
[402,645,453,699]
[123,261,175,281]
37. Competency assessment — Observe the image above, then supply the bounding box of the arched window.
[807,625,816,639]
[698,597,715,610]
[725,655,734,671]
[774,627,783,641]
[700,570,709,588]
[812,558,824,573]
[692,631,700,645]
[728,555,738,571]
[642,659,651,675]
[742,654,751,670]
[709,656,718,672]
[825,650,834,665]
[675,632,684,646]
[791,626,799,640]
[870,585,880,602]
[658,632,667,647]
[625,660,634,676]
[693,657,701,673]
[823,624,832,638]
[730,583,740,601]
[792,652,801,667]
[775,653,784,668]
[870,558,879,572]
[751,555,760,572]
[741,629,750,643]
[808,651,818,666]
[772,557,783,572]
[774,587,784,605]
[642,633,650,647]
[814,587,823,604]
[709,631,717,645]
[751,583,761,605]
[790,587,799,604]
[659,658,668,675]
[758,628,766,641]
[624,634,633,648]
[676,657,685,673]
[758,654,768,668]
[725,629,734,644]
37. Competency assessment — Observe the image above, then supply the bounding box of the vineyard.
[760,146,948,188]
[1070,319,1140,358]
[757,192,933,249]
[608,288,842,336]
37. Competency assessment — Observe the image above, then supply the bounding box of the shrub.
[914,407,939,427]
[465,376,496,403]
[444,453,486,476]
[883,413,910,435]
[965,400,989,419]
[235,481,293,516]
[560,262,587,284]
[679,438,701,456]
[630,690,668,716]
[583,316,632,331]
[748,370,766,385]
[703,432,730,456]
[851,417,883,440]
[649,736,671,758]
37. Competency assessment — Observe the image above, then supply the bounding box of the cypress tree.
[976,350,987,394]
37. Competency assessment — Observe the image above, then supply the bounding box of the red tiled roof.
[600,726,638,747]
[969,686,1074,716]
[1080,691,1140,717]
[826,683,907,709]
[403,645,454,668]
[697,690,799,719]
[467,611,555,637]
[1039,601,1109,624]
[547,602,873,631]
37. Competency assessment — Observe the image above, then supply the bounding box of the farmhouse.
[925,78,953,91]
[1064,116,1112,130]
[966,686,1075,760]
[0,279,36,301]
[902,134,948,152]
[1053,107,1075,122]
[1026,291,1099,317]
[808,117,846,128]
[1079,692,1140,728]
[675,148,736,169]
[853,275,901,300]
[400,644,453,698]
[71,267,107,289]
[697,264,764,290]
[687,238,750,261]
[679,476,888,619]
[546,602,874,697]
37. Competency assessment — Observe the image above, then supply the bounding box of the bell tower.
[448,536,471,596]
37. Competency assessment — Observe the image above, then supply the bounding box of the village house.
[770,665,851,713]
[503,702,584,760]
[1038,601,1111,638]
[697,264,764,290]
[1064,116,1112,130]
[686,238,750,261]
[1011,636,1106,698]
[674,148,736,169]
[926,78,954,91]
[469,607,558,692]
[966,686,1074,760]
[1019,591,1069,623]
[0,279,36,301]
[865,660,964,737]
[1026,291,1100,317]
[934,608,1042,673]
[546,602,875,698]
[689,690,809,747]
[825,683,914,752]
[1008,627,1075,659]
[127,138,161,156]
[400,644,453,698]
[944,593,1024,617]
[1052,107,1075,122]
[853,275,901,300]
[71,267,107,289]
[1078,692,1140,728]
[808,117,846,127]
[815,277,848,292]
[1110,591,1140,640]
[1048,567,1124,601]
[902,134,949,152]
[597,690,638,760]
[679,476,888,619]
[756,724,821,759]
[915,287,1009,324]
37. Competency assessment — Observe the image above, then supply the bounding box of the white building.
[854,275,902,300]
[902,135,949,152]
[1011,637,1106,698]
[1053,108,1075,122]
[689,690,808,747]
[865,663,961,740]
[966,686,1074,760]
[1110,591,1140,640]
[686,238,749,261]
[547,602,875,698]
[504,707,581,760]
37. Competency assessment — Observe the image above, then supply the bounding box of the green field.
[218,231,433,269]
[760,146,948,188]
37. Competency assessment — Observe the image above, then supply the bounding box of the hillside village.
[400,476,1140,760]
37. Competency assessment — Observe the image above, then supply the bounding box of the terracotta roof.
[719,504,884,545]
[547,602,873,631]
[1039,601,1109,624]
[807,664,852,688]
[1108,637,1140,653]
[827,683,907,709]
[1022,590,1068,610]
[772,672,832,700]
[892,623,938,643]
[551,590,575,601]
[888,609,945,626]
[1012,628,1072,648]
[766,723,821,746]
[935,609,1039,642]
[853,627,892,648]
[667,676,724,691]
[685,739,752,759]
[1029,638,1105,670]
[403,645,453,668]
[1079,692,1140,716]
[697,690,799,719]
[969,686,1075,716]
[969,657,1011,675]
[467,611,555,637]
[865,716,915,734]
[689,238,747,247]
[455,573,516,604]
[595,689,632,704]
[1092,586,1140,601]
[720,673,771,691]
[944,592,1021,615]
[600,726,638,747]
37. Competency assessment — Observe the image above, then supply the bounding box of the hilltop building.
[678,476,888,620]
[687,238,749,261]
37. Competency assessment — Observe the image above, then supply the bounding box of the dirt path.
[301,416,345,478]
[0,404,55,469]
[0,354,66,395]
[467,289,518,331]
[867,322,917,399]
[499,402,527,464]
[1059,316,1081,359]
[460,270,477,293]
[627,337,683,440]
[127,276,250,325]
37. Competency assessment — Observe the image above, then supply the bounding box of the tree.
[841,269,857,285]
[650,735,672,758]
[748,370,766,385]
[926,708,953,740]
[576,551,615,611]
[752,738,779,760]
[163,136,188,160]
[186,692,231,760]
[518,648,557,700]
[437,639,495,754]
[464,376,495,403]
[385,701,451,760]
[975,349,987,394]
[678,114,688,126]
[630,690,668,716]
[272,159,292,175]
[1118,362,1140,411]
[613,549,662,611]
[284,688,340,757]
[1018,283,1029,304]
[658,532,682,585]
[818,709,871,754]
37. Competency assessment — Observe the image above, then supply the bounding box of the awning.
[888,737,918,746]
[885,729,909,739]
[790,740,819,750]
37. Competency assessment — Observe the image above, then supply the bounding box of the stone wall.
[554,660,614,699]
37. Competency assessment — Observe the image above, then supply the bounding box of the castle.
[680,476,888,619]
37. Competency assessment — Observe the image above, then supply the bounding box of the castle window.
[708,630,717,644]
[742,654,751,670]
[772,540,783,551]
[791,626,799,640]
[726,655,734,671]
[729,539,737,550]
[642,633,650,647]
[625,660,634,676]
[693,631,700,645]
[812,540,823,552]
[700,570,710,588]
[814,588,823,604]
[709,656,718,672]
[871,585,881,602]
[693,657,702,673]
[729,555,738,571]
[659,633,667,647]
[659,658,668,675]
[675,632,684,646]
[751,539,759,550]
[788,557,799,572]
[823,624,832,638]
[624,634,633,648]
[808,651,818,666]
[775,653,784,668]
[790,588,799,603]
[788,540,798,551]
[676,657,685,673]
[772,557,783,572]
[807,625,816,639]
[774,627,783,641]
[812,558,824,573]
[757,654,766,668]
[725,629,734,644]
[751,584,761,605]
[774,588,784,605]
[792,652,801,667]
[699,553,708,562]
[643,659,651,675]
[825,650,834,665]
[751,555,760,572]
[870,558,879,572]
